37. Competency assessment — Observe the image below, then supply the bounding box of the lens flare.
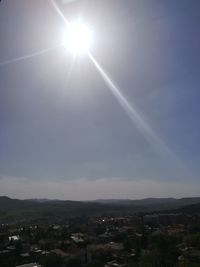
[65,21,93,55]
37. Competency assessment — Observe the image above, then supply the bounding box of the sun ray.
[51,0,70,26]
[87,52,177,159]
[66,54,76,82]
[0,45,62,67]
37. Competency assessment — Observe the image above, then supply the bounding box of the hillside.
[0,196,200,223]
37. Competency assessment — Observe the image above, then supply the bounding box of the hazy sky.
[0,0,200,200]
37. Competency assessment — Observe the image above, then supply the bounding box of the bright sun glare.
[65,21,93,55]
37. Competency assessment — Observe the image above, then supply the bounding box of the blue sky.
[0,0,199,199]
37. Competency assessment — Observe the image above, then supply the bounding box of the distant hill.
[0,196,199,222]
[0,196,37,210]
[94,198,176,205]
[94,197,200,209]
[179,202,200,213]
[0,196,142,220]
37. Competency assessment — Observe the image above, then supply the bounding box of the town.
[0,212,200,267]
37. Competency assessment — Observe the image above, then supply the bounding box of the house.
[16,263,40,267]
[105,260,126,267]
[9,235,20,242]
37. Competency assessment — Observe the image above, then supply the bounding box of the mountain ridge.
[0,196,200,222]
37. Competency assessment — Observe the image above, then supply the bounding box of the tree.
[40,253,63,267]
[86,260,104,267]
[66,258,82,267]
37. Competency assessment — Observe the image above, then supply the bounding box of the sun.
[65,21,93,55]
